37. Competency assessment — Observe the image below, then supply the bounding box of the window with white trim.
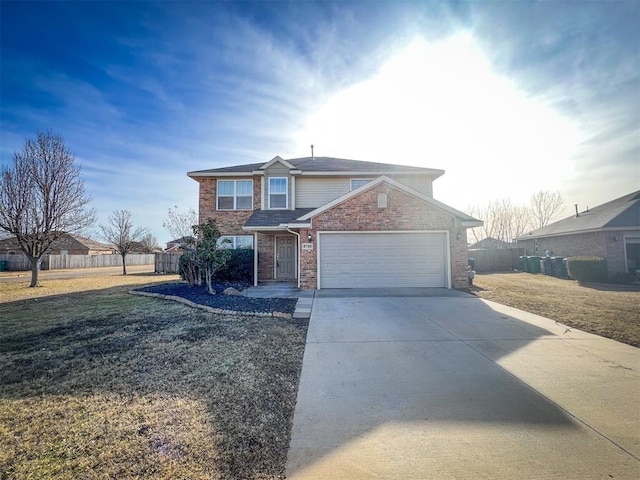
[350,178,372,190]
[217,180,253,210]
[269,177,288,209]
[217,235,254,249]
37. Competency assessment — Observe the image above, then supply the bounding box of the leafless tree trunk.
[530,190,563,229]
[100,210,149,275]
[163,206,198,241]
[0,130,95,287]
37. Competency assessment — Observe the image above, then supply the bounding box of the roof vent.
[310,144,314,160]
[574,204,579,217]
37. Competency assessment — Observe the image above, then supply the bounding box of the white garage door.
[319,232,448,288]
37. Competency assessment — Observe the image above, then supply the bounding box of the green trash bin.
[528,256,542,274]
[540,257,552,275]
[519,256,527,272]
[551,257,567,278]
[0,260,6,272]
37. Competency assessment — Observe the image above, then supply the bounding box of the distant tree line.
[467,190,563,244]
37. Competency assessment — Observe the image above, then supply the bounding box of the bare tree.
[530,190,563,229]
[140,233,160,253]
[163,205,198,241]
[0,130,95,287]
[100,210,149,275]
[468,199,531,244]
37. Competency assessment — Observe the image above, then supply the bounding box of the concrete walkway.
[286,289,640,479]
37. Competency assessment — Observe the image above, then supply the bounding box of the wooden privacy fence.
[468,248,524,272]
[155,252,181,274]
[0,253,154,271]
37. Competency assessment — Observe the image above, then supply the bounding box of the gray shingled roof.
[188,156,443,176]
[244,209,315,228]
[517,190,640,239]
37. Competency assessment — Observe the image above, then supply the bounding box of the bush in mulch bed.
[135,282,297,315]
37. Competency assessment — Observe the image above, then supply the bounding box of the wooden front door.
[276,236,296,280]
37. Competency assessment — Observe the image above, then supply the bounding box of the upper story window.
[217,180,253,210]
[350,178,372,190]
[269,177,288,209]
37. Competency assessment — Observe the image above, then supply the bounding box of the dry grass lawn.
[471,272,640,347]
[0,272,308,479]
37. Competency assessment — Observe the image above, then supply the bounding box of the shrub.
[215,248,254,283]
[566,256,607,283]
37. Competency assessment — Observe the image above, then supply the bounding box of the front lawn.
[470,272,640,347]
[0,281,308,479]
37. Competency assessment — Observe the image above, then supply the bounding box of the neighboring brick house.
[188,156,482,289]
[0,233,113,255]
[516,190,640,279]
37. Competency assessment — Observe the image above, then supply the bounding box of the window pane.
[351,179,371,190]
[269,177,287,194]
[236,180,253,195]
[218,196,234,210]
[270,194,287,209]
[236,236,253,249]
[217,236,233,249]
[218,180,234,195]
[236,196,252,209]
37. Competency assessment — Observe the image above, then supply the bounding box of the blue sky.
[1,0,638,245]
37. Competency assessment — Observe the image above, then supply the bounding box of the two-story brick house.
[188,156,482,289]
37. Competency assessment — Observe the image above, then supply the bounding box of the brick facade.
[257,233,276,281]
[198,177,261,234]
[193,174,474,290]
[517,229,640,278]
[299,182,469,289]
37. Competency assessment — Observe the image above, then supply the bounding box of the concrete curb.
[129,289,292,319]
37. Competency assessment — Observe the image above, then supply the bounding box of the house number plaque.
[302,243,314,251]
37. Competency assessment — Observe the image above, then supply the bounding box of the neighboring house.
[469,237,514,249]
[516,191,640,279]
[165,236,195,252]
[188,156,482,289]
[0,233,113,255]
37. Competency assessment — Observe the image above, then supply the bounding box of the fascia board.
[242,226,284,232]
[299,169,444,178]
[188,171,255,178]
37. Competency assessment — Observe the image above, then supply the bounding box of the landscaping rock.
[222,287,243,296]
[133,282,296,316]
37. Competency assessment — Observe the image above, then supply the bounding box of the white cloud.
[294,34,583,209]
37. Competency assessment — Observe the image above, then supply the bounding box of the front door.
[276,236,296,280]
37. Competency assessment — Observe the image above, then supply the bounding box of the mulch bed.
[133,282,298,317]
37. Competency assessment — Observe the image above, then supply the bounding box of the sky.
[1,0,638,246]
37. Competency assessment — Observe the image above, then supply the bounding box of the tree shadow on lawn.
[0,287,308,479]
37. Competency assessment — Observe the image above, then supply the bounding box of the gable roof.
[188,156,444,178]
[516,190,640,240]
[297,175,482,227]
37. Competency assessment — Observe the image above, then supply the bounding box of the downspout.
[253,231,258,286]
[286,227,301,289]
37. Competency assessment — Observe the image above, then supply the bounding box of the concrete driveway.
[286,289,640,479]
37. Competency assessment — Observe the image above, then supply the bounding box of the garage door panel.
[320,232,447,288]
